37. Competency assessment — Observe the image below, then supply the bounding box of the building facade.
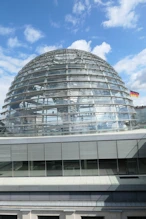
[135,106,146,127]
[0,49,146,219]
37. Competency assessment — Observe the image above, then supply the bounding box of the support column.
[21,210,32,219]
[63,210,76,219]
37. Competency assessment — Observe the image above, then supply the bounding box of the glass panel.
[38,217,59,219]
[96,113,116,121]
[109,83,120,90]
[69,82,90,88]
[79,97,94,104]
[95,105,116,112]
[128,217,146,219]
[116,105,128,112]
[29,161,45,176]
[99,159,118,175]
[118,113,129,120]
[113,97,125,104]
[111,90,122,97]
[93,89,110,96]
[82,217,104,219]
[139,158,146,174]
[0,162,12,177]
[81,160,98,175]
[13,161,28,177]
[46,161,62,176]
[78,105,94,113]
[95,97,111,104]
[118,159,138,175]
[91,82,108,88]
[69,75,88,81]
[90,76,105,81]
[0,216,17,219]
[64,160,80,176]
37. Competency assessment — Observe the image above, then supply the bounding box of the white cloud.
[24,25,44,43]
[103,0,146,28]
[7,37,26,48]
[68,40,91,52]
[114,48,146,74]
[65,0,92,32]
[132,96,146,106]
[0,25,14,36]
[92,42,111,60]
[137,27,143,31]
[65,14,78,26]
[68,39,111,60]
[50,20,60,28]
[0,47,36,109]
[0,75,14,111]
[73,1,85,14]
[36,45,62,54]
[114,48,146,106]
[0,49,35,74]
[94,0,103,4]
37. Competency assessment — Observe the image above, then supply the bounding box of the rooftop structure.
[0,49,145,219]
[2,49,136,136]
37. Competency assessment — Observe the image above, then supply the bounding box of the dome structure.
[2,49,136,136]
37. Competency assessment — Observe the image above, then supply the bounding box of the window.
[81,159,98,175]
[118,159,138,175]
[0,162,12,177]
[46,161,62,176]
[0,216,17,219]
[64,160,80,176]
[38,217,59,219]
[128,217,146,219]
[99,159,118,175]
[82,217,104,219]
[13,161,28,177]
[29,161,45,176]
[139,158,146,174]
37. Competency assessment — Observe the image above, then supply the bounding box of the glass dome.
[2,49,136,136]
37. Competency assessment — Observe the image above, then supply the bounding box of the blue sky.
[0,0,146,110]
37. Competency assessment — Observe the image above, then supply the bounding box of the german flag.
[130,90,139,98]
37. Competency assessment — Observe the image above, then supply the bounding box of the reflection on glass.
[139,158,146,174]
[13,161,28,177]
[99,159,117,175]
[0,162,12,177]
[64,160,80,176]
[47,161,62,176]
[29,161,45,176]
[81,160,98,175]
[118,159,138,175]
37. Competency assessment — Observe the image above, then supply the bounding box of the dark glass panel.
[0,162,12,177]
[38,217,59,219]
[29,161,45,176]
[139,158,146,174]
[81,160,98,175]
[0,216,17,219]
[118,159,138,175]
[99,159,118,175]
[47,161,62,176]
[64,160,80,176]
[13,161,28,177]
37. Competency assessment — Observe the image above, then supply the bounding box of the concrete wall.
[0,130,146,161]
[0,209,146,219]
